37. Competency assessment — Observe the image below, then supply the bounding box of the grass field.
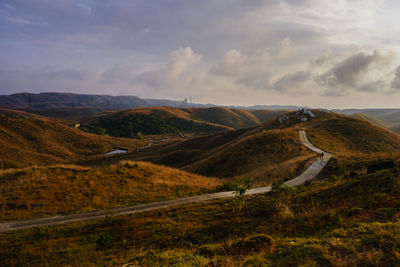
[307,115,400,156]
[79,107,288,138]
[2,109,400,266]
[0,161,221,222]
[1,156,399,266]
[0,109,146,169]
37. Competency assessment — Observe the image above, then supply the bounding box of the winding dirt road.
[0,130,332,232]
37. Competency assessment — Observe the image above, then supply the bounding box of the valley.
[0,104,399,266]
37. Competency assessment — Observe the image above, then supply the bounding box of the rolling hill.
[0,109,145,169]
[306,112,400,155]
[118,109,400,183]
[2,154,399,266]
[184,107,287,129]
[80,107,232,137]
[2,108,400,266]
[351,113,392,129]
[335,108,400,134]
[80,107,287,138]
[119,110,322,183]
[0,161,220,221]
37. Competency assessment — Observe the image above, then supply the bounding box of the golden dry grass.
[307,115,400,157]
[183,129,314,183]
[0,108,146,169]
[0,161,221,221]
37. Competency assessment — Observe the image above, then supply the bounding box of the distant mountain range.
[0,92,299,111]
[1,93,399,134]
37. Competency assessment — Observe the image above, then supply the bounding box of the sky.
[1,0,400,108]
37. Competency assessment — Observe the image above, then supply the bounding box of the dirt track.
[0,130,332,232]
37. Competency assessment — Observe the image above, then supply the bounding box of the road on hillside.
[0,130,332,232]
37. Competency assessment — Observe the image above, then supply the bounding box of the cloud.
[166,47,202,79]
[277,37,293,58]
[0,68,86,94]
[209,50,249,77]
[40,68,85,80]
[102,66,138,83]
[316,51,394,95]
[358,80,386,93]
[209,49,271,90]
[1,0,400,107]
[391,66,400,90]
[273,71,312,93]
[320,51,380,87]
[132,46,203,90]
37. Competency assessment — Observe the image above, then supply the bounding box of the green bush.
[96,233,113,250]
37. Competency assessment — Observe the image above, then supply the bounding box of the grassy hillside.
[351,112,392,129]
[3,108,400,266]
[125,109,400,183]
[1,157,399,266]
[183,129,312,183]
[80,107,287,138]
[307,114,400,156]
[80,107,232,137]
[0,109,145,169]
[186,107,286,129]
[0,161,220,221]
[125,112,319,184]
[362,109,400,125]
[348,111,400,135]
[391,124,400,134]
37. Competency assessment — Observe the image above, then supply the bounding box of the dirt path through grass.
[0,130,332,232]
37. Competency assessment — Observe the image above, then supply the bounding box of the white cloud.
[391,66,400,91]
[273,71,312,93]
[1,0,400,107]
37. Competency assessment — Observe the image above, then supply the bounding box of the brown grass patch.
[0,161,221,221]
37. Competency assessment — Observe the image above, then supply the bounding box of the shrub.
[96,233,113,250]
[233,178,254,212]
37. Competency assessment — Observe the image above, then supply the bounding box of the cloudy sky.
[1,0,400,108]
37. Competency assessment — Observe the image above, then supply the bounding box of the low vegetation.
[0,161,221,221]
[186,107,287,129]
[1,157,399,266]
[80,107,232,137]
[0,109,145,169]
[129,125,314,185]
[79,107,287,138]
[2,108,400,266]
[307,115,400,156]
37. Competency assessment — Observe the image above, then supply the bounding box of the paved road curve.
[0,130,332,232]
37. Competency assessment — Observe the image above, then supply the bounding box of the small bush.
[96,233,113,250]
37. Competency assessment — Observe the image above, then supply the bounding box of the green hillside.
[80,107,286,138]
[0,109,144,169]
